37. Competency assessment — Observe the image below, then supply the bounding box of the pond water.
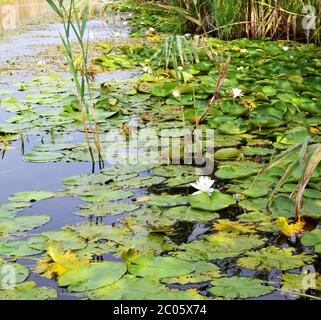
[0,3,143,300]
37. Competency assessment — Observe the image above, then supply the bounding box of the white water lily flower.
[282,46,289,52]
[172,89,180,98]
[232,88,244,99]
[190,176,215,195]
[236,66,244,71]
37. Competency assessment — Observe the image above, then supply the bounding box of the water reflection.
[0,0,50,31]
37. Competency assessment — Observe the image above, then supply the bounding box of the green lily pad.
[0,282,57,300]
[174,233,266,261]
[189,191,236,212]
[128,256,195,278]
[75,202,139,217]
[58,261,127,292]
[9,191,55,203]
[237,246,315,271]
[215,164,260,179]
[80,190,133,202]
[88,275,166,300]
[209,276,273,299]
[301,228,321,252]
[164,206,219,222]
[23,152,64,163]
[0,215,51,234]
[0,240,43,257]
[163,261,223,284]
[28,230,87,251]
[146,195,189,207]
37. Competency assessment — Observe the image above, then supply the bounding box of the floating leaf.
[88,275,166,300]
[9,191,55,203]
[163,261,223,284]
[174,232,266,260]
[0,282,57,300]
[0,215,51,235]
[189,191,236,212]
[0,240,43,257]
[80,190,133,203]
[237,246,315,271]
[75,202,139,217]
[128,256,195,278]
[209,276,273,299]
[164,206,219,222]
[58,261,127,292]
[213,219,255,234]
[301,228,321,252]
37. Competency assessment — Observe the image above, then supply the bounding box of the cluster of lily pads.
[1,9,321,300]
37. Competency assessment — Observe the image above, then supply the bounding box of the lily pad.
[209,276,273,299]
[237,246,315,271]
[301,228,321,252]
[58,261,127,292]
[189,191,236,212]
[0,282,57,300]
[9,191,55,203]
[128,256,195,278]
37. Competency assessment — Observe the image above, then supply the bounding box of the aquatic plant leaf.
[237,246,315,271]
[0,240,43,257]
[301,228,321,252]
[29,230,87,251]
[215,164,259,179]
[75,202,139,217]
[174,233,266,261]
[0,215,51,234]
[151,82,177,97]
[209,277,273,299]
[23,152,64,163]
[164,206,219,222]
[152,165,197,177]
[88,275,166,300]
[163,261,223,285]
[63,173,111,186]
[213,220,255,234]
[128,256,195,278]
[109,176,166,188]
[189,191,236,212]
[58,261,127,292]
[0,282,57,300]
[145,195,189,207]
[9,191,55,203]
[80,190,133,202]
[102,163,154,175]
[148,288,207,300]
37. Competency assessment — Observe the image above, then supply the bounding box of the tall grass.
[47,0,103,168]
[156,0,321,44]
